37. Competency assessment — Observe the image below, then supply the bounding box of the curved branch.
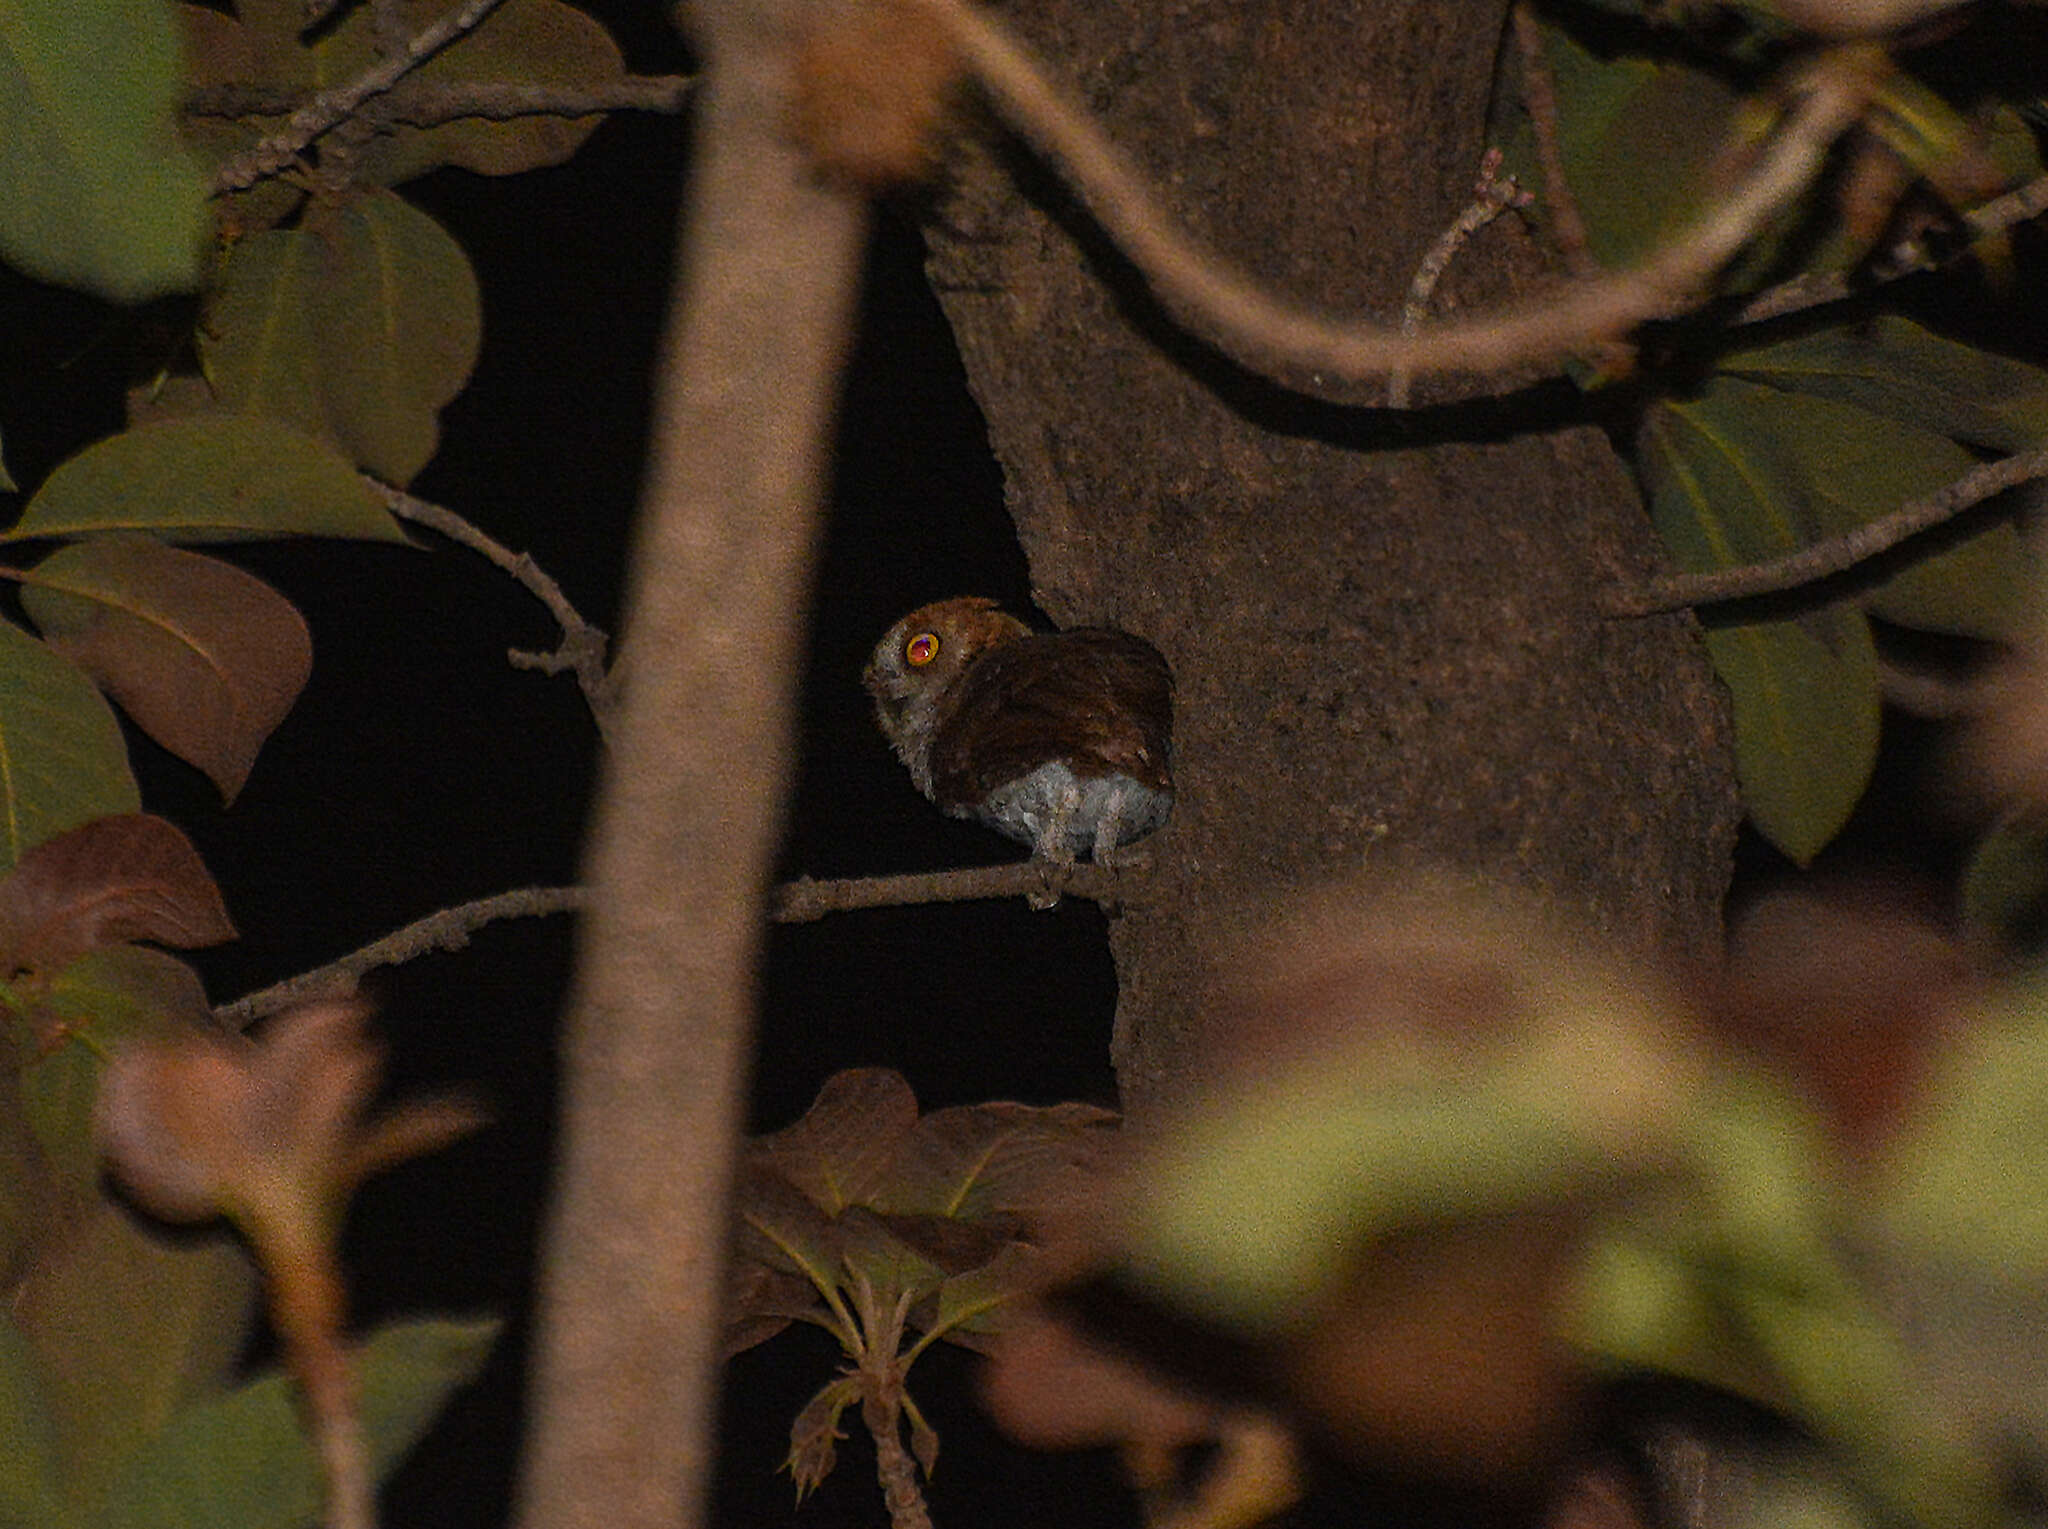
[1604,446,2048,616]
[911,0,1874,395]
[214,886,587,1029]
[212,0,511,193]
[378,485,617,740]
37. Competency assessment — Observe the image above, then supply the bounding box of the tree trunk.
[925,0,1739,1116]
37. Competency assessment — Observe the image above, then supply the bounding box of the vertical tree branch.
[512,0,870,1524]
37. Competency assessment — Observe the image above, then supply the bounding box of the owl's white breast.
[956,760,1173,857]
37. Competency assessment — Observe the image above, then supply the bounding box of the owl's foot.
[1090,786,1128,870]
[1025,786,1084,910]
[1026,859,1068,912]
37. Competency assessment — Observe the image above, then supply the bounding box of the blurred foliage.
[1062,886,2048,1529]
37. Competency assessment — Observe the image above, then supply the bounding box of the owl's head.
[863,596,1030,791]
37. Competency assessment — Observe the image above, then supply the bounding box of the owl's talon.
[1026,858,1067,911]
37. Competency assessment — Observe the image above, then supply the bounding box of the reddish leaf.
[22,537,313,802]
[0,814,234,975]
[753,1068,919,1213]
[786,1374,861,1501]
[908,1404,940,1478]
[872,1099,1117,1222]
[913,1241,1049,1353]
[722,1259,824,1359]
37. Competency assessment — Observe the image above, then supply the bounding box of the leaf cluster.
[1507,3,2048,863]
[0,814,495,1526]
[1043,888,2048,1529]
[726,1068,1115,1514]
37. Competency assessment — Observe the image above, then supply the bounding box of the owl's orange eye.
[904,632,941,667]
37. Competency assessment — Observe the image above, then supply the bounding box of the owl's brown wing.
[926,627,1174,809]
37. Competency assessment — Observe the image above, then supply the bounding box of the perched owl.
[863,597,1175,871]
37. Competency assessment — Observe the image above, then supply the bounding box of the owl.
[863,597,1175,873]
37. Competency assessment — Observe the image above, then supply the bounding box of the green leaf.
[837,1206,949,1307]
[11,418,407,544]
[1721,317,2048,455]
[1700,615,1879,865]
[307,194,480,483]
[1720,381,2029,640]
[1511,18,1751,273]
[1958,808,2048,949]
[0,0,207,301]
[91,1315,499,1529]
[202,193,482,484]
[915,1242,1042,1351]
[0,1315,69,1529]
[1637,386,1881,862]
[0,621,139,874]
[11,1204,254,1499]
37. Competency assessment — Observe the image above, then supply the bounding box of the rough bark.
[925,0,1740,1116]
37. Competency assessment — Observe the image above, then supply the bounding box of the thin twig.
[1388,149,1533,407]
[910,0,1872,395]
[1604,447,2048,615]
[187,75,696,128]
[1738,167,2048,325]
[213,0,512,193]
[1511,1,1598,279]
[215,886,586,1029]
[379,484,617,741]
[770,861,1128,922]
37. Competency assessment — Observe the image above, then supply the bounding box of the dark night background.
[0,4,2021,1527]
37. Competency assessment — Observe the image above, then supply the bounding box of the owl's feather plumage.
[864,597,1174,866]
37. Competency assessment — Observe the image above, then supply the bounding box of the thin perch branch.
[212,0,512,192]
[910,0,1873,395]
[1605,447,2048,615]
[771,861,1126,921]
[215,886,587,1029]
[379,485,617,739]
[1738,167,2048,325]
[187,75,695,128]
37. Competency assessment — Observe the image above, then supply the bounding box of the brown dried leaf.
[873,1099,1117,1223]
[0,814,234,976]
[23,537,313,802]
[915,1240,1048,1352]
[786,1374,862,1501]
[752,1068,919,1213]
[722,1259,824,1359]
